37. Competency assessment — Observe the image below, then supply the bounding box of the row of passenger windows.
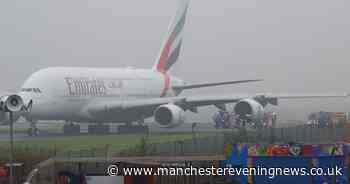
[21,88,42,93]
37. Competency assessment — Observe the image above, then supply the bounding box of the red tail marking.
[160,73,171,97]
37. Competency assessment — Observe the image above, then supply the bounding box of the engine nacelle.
[154,104,185,128]
[0,94,24,112]
[0,94,24,124]
[234,99,264,122]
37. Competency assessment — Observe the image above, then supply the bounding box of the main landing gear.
[88,123,109,134]
[61,120,149,135]
[27,121,40,136]
[63,121,80,135]
[117,120,149,134]
[63,121,109,135]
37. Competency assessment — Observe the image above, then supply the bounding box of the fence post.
[105,144,110,160]
[310,127,313,143]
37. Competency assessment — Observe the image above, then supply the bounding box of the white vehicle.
[0,0,347,135]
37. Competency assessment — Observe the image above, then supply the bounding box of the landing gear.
[27,121,39,136]
[118,120,149,134]
[137,119,145,126]
[88,123,110,134]
[63,121,80,135]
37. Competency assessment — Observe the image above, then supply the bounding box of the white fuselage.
[19,67,184,123]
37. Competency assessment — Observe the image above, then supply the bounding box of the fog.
[0,0,349,123]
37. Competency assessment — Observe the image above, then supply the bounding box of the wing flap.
[269,93,349,99]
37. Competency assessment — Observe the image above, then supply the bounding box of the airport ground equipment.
[308,111,350,128]
[213,110,277,129]
[212,110,232,128]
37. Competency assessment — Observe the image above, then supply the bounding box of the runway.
[0,121,234,141]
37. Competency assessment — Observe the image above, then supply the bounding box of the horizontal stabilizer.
[173,79,262,90]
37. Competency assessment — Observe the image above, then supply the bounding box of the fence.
[4,124,350,183]
[4,125,348,162]
[117,133,226,157]
[257,124,350,143]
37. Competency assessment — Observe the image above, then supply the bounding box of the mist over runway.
[0,0,349,124]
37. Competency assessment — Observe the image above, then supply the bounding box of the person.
[213,110,227,129]
[271,112,277,128]
[308,112,317,127]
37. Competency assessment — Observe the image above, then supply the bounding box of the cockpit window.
[21,88,42,93]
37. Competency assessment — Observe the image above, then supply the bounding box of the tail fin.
[152,0,189,73]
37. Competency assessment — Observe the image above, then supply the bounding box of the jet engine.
[234,98,264,122]
[0,94,24,112]
[154,104,185,128]
[0,95,25,124]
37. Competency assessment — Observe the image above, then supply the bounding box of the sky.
[0,0,349,123]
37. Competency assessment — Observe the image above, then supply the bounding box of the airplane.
[0,0,347,135]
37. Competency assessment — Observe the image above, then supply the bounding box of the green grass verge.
[0,133,213,162]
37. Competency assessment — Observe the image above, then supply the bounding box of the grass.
[0,132,212,159]
[0,132,217,179]
[5,133,198,150]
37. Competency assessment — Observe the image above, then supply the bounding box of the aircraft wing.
[266,93,349,99]
[87,93,348,114]
[172,79,262,91]
[87,97,185,113]
[177,93,348,110]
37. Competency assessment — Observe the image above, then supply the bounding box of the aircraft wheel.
[88,124,109,134]
[63,124,80,135]
[118,124,149,134]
